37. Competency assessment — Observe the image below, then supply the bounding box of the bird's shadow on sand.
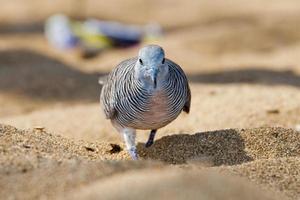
[137,129,252,166]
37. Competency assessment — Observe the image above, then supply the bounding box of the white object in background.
[44,14,78,49]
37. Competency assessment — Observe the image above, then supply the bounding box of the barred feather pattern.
[100,57,191,130]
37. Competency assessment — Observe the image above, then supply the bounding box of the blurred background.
[1,0,300,142]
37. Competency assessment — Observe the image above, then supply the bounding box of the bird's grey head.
[135,45,169,90]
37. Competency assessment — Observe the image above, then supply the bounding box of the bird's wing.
[100,75,116,119]
[166,58,191,114]
[100,57,137,119]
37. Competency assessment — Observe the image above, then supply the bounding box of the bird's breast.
[133,89,180,129]
[146,90,170,118]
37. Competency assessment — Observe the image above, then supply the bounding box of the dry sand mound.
[0,124,130,174]
[221,157,300,199]
[139,127,300,165]
[65,168,279,200]
[0,124,299,199]
[0,159,162,200]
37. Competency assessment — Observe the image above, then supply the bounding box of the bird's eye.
[162,58,165,64]
[139,59,143,65]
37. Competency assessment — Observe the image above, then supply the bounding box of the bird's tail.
[98,75,108,85]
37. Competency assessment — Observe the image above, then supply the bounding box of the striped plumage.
[100,45,191,159]
[101,57,190,129]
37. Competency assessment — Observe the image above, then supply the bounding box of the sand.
[0,0,300,199]
[0,124,299,199]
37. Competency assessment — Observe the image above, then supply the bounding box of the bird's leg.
[122,128,138,160]
[145,129,157,148]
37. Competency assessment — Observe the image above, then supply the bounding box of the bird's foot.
[145,140,154,148]
[128,147,138,160]
[145,129,156,148]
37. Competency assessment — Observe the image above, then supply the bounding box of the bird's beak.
[150,68,158,89]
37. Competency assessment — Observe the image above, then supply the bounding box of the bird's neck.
[135,78,167,94]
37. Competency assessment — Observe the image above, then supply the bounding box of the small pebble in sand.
[84,146,96,152]
[33,126,45,132]
[108,144,123,154]
[266,109,280,114]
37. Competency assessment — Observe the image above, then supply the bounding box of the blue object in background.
[84,19,143,46]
